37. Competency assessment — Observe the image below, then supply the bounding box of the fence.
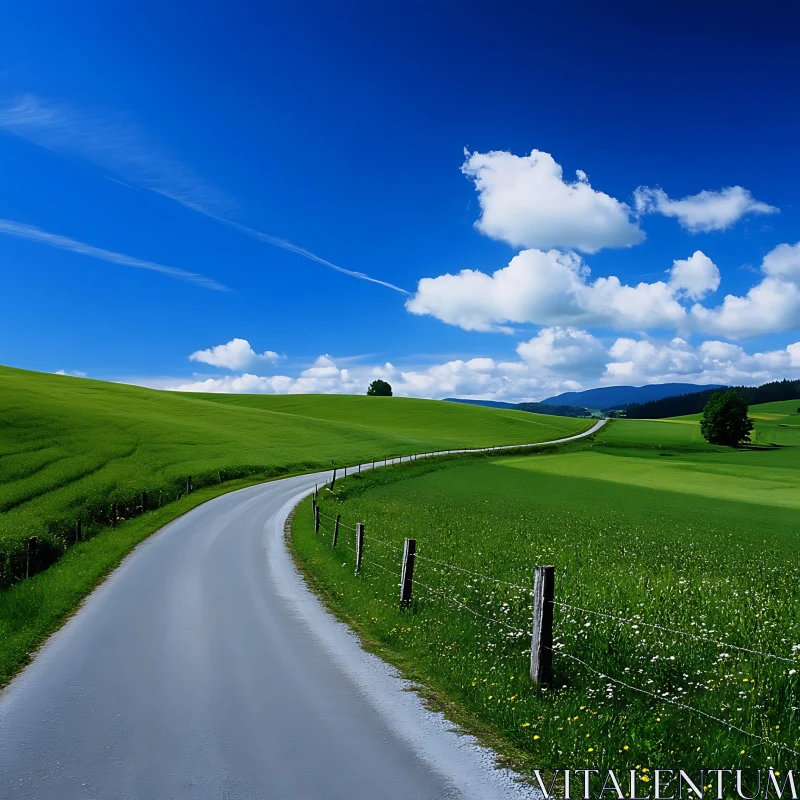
[309,488,800,760]
[4,433,577,591]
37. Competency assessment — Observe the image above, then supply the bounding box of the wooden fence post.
[75,519,82,544]
[187,476,193,494]
[355,523,364,575]
[530,565,555,686]
[400,538,416,606]
[314,505,320,534]
[331,468,336,491]
[332,514,340,548]
[111,503,118,527]
[26,536,37,578]
[358,463,361,474]
[141,491,148,513]
[218,470,223,484]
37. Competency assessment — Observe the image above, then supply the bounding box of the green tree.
[700,389,753,447]
[366,379,393,397]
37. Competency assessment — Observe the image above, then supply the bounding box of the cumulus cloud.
[634,185,778,232]
[462,149,644,253]
[604,336,800,386]
[688,242,800,339]
[409,242,800,340]
[406,248,687,332]
[189,338,281,371]
[159,330,800,403]
[669,251,720,300]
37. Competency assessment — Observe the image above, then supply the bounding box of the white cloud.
[160,330,800,404]
[189,338,281,370]
[604,336,800,387]
[0,218,228,291]
[669,250,720,300]
[406,247,686,332]
[634,185,778,232]
[409,242,800,340]
[688,242,800,339]
[462,149,644,253]
[516,327,607,373]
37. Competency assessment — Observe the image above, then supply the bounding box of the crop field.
[291,401,800,775]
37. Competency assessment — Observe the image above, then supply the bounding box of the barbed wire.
[553,601,799,665]
[413,552,531,593]
[555,648,800,757]
[412,578,528,635]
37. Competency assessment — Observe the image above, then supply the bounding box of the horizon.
[2,3,800,403]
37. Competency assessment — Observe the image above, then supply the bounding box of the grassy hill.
[292,399,800,774]
[0,365,590,589]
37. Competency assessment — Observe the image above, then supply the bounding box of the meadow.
[0,364,588,588]
[291,401,800,776]
[0,365,589,685]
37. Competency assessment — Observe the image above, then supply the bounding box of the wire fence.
[308,489,800,760]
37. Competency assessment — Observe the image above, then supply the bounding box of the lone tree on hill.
[366,379,393,397]
[700,389,753,447]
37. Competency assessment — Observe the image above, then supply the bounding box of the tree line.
[622,379,800,419]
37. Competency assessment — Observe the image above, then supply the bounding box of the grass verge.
[290,421,800,778]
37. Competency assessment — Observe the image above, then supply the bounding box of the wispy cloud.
[0,94,408,294]
[0,219,229,290]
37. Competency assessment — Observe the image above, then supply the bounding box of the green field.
[292,401,800,775]
[0,365,589,685]
[0,364,589,588]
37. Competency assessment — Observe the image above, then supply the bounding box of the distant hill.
[542,383,724,410]
[444,398,592,418]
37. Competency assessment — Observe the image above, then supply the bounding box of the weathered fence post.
[141,491,148,513]
[314,505,320,534]
[75,519,82,544]
[332,514,340,548]
[355,523,364,575]
[400,538,416,606]
[344,466,347,477]
[530,565,555,686]
[158,491,163,508]
[187,476,193,494]
[111,503,118,527]
[358,463,361,474]
[331,468,337,491]
[218,470,223,484]
[26,536,37,578]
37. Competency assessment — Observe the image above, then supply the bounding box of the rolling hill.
[0,365,592,589]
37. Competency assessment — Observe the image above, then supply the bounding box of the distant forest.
[623,379,800,419]
[516,402,594,418]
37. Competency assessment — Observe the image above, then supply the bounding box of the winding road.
[0,420,605,800]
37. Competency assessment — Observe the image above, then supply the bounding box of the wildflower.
[623,746,629,751]
[521,722,530,728]
[534,735,541,740]
[588,748,594,752]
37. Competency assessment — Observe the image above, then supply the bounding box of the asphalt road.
[0,421,604,800]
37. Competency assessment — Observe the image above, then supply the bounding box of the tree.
[367,379,393,397]
[700,389,753,447]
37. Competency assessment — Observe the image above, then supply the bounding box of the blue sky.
[2,1,799,401]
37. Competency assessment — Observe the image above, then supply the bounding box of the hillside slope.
[0,366,591,588]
